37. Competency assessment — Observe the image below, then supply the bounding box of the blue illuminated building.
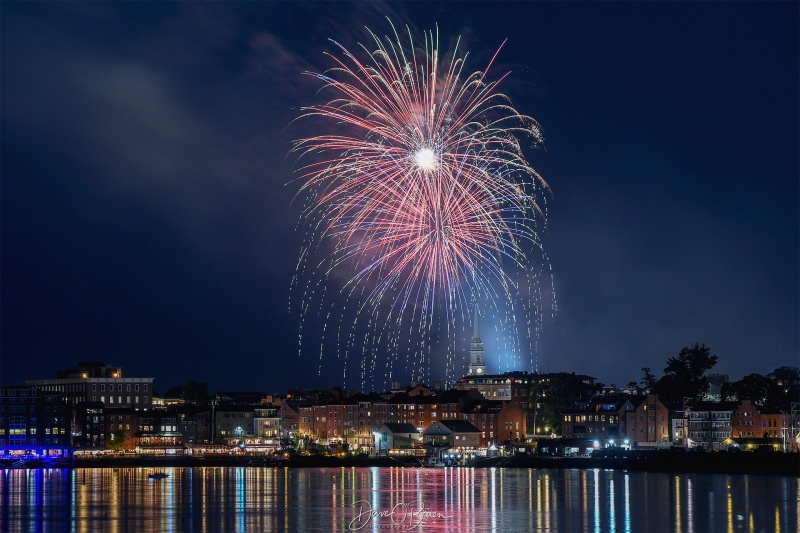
[0,385,73,466]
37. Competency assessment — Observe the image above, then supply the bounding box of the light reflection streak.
[536,473,542,531]
[687,477,693,533]
[624,473,631,533]
[544,471,551,531]
[727,484,734,533]
[609,477,615,533]
[527,470,533,532]
[708,491,714,532]
[490,467,497,532]
[283,467,289,532]
[593,469,600,533]
[675,475,681,533]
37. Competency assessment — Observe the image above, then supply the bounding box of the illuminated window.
[9,417,27,445]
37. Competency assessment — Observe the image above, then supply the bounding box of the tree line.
[533,343,798,434]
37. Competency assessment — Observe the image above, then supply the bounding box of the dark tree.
[107,430,127,451]
[721,373,786,412]
[163,382,209,405]
[164,385,185,398]
[626,381,640,394]
[640,367,657,393]
[531,373,590,435]
[183,381,210,405]
[656,342,719,410]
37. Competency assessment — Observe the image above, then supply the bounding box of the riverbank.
[505,450,799,476]
[6,450,793,476]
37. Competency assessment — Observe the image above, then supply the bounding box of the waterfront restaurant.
[135,431,184,455]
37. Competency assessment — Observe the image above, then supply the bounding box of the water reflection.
[0,467,797,532]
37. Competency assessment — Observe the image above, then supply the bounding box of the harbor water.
[1,466,797,532]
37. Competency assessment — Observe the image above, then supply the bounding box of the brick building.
[731,399,793,451]
[563,394,669,448]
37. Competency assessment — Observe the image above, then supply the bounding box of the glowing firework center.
[413,147,437,172]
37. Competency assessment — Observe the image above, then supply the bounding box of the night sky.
[2,2,797,394]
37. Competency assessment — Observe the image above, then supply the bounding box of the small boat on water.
[148,472,169,479]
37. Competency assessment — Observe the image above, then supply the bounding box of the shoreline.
[4,451,797,476]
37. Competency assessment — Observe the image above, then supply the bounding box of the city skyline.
[2,2,797,393]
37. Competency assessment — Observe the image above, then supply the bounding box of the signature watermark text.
[348,500,452,530]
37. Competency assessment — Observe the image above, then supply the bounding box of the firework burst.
[290,22,553,388]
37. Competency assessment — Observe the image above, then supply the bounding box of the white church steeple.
[467,304,487,376]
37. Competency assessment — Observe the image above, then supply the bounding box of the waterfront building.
[682,401,736,450]
[561,394,669,449]
[562,397,631,443]
[26,361,154,409]
[279,399,301,444]
[254,406,280,445]
[423,420,482,451]
[618,394,670,448]
[136,410,183,453]
[298,404,330,442]
[373,423,421,455]
[213,404,255,443]
[0,385,72,462]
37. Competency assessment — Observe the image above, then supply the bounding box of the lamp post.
[682,397,692,448]
[532,393,546,438]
